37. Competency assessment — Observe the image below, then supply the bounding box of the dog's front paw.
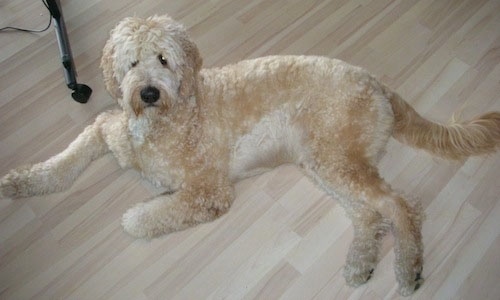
[0,176,18,199]
[0,167,31,199]
[122,203,153,238]
[122,202,166,239]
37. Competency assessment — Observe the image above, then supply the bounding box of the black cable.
[0,0,52,33]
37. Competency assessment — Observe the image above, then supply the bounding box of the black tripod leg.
[45,0,92,103]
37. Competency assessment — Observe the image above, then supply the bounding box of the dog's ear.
[178,35,203,99]
[100,36,122,100]
[153,14,202,99]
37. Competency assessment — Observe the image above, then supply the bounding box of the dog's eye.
[131,61,138,68]
[158,55,168,67]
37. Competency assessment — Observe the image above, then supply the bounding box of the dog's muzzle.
[140,86,160,104]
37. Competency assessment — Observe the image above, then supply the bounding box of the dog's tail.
[388,93,500,160]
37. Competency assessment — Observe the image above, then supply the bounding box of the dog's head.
[100,15,202,116]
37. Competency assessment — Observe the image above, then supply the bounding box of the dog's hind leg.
[122,175,234,239]
[0,118,109,199]
[342,204,390,287]
[304,157,423,296]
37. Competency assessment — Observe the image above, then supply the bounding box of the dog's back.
[201,55,500,166]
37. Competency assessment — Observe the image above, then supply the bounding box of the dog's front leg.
[122,181,234,239]
[0,122,109,199]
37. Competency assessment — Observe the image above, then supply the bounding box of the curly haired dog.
[1,15,500,296]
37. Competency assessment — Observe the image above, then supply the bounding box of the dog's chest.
[127,118,184,189]
[128,117,150,145]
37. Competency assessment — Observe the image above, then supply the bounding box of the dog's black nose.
[140,86,160,103]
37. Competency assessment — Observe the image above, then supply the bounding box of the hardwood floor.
[1,0,499,299]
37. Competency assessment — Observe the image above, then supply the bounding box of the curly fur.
[1,15,499,296]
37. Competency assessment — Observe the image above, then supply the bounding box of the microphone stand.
[45,0,92,103]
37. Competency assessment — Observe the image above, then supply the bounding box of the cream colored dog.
[1,15,500,296]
